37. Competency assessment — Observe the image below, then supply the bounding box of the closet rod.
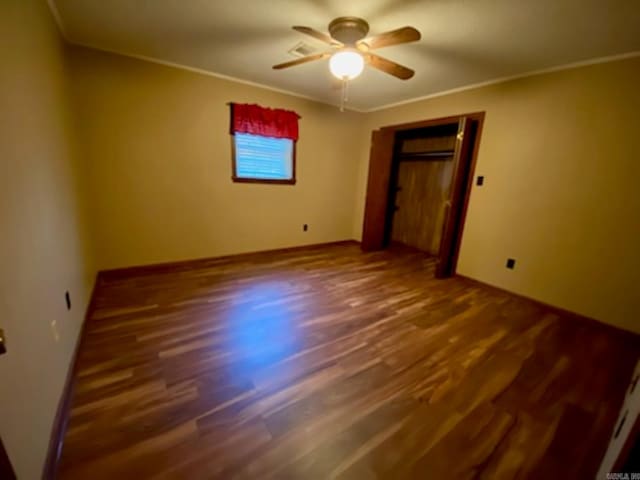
[398,150,455,159]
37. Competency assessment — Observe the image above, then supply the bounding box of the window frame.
[230,133,297,185]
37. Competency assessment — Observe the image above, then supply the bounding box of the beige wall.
[355,57,640,333]
[68,46,366,271]
[0,1,95,478]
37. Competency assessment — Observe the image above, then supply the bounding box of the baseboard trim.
[456,274,640,342]
[99,240,361,281]
[42,275,100,480]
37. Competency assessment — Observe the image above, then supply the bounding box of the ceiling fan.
[273,17,421,81]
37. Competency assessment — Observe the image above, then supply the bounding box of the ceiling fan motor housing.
[328,17,370,45]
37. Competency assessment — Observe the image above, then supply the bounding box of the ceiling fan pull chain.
[339,78,352,112]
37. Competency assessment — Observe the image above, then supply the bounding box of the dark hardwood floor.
[57,242,638,479]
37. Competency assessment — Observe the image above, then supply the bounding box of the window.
[232,133,295,184]
[229,103,300,185]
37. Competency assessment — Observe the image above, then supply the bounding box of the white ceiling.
[52,0,640,111]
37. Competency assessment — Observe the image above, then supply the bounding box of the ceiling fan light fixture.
[329,50,364,80]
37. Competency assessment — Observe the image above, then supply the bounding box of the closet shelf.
[398,150,455,160]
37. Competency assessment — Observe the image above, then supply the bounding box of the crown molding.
[45,1,639,114]
[72,41,367,113]
[364,51,640,112]
[46,0,69,39]
[45,2,363,113]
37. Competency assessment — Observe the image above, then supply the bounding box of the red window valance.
[230,103,301,141]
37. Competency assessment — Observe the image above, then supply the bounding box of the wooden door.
[361,129,396,251]
[435,118,475,278]
[0,437,16,480]
[391,157,456,255]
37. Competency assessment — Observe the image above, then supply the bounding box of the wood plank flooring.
[57,242,639,479]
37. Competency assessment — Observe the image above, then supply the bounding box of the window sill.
[232,177,296,185]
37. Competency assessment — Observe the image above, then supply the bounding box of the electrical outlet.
[65,291,71,310]
[303,224,308,232]
[476,175,485,186]
[506,258,516,269]
[51,320,60,342]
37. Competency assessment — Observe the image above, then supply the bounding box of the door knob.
[0,329,6,355]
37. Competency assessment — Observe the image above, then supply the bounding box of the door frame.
[0,436,16,480]
[361,112,485,278]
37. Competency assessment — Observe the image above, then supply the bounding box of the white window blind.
[234,133,293,180]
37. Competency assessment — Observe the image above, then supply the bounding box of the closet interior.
[386,122,460,256]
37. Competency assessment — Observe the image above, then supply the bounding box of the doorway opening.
[361,112,485,278]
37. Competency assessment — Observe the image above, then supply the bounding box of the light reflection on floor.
[221,280,304,375]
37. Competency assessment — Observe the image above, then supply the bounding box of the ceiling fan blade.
[272,53,330,70]
[292,26,343,47]
[358,26,421,51]
[366,53,415,80]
